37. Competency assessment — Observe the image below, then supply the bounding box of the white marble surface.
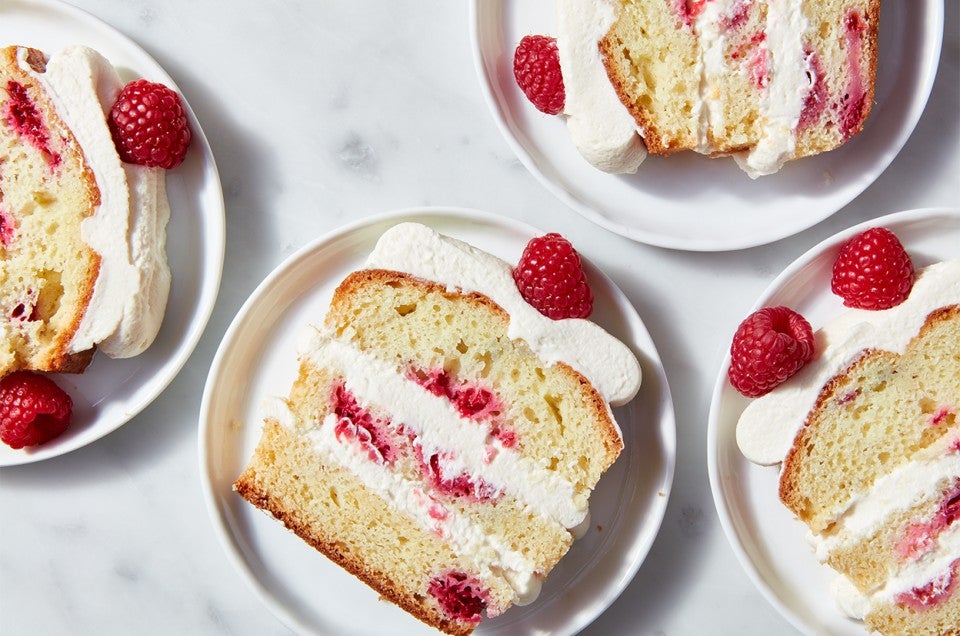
[0,1,957,634]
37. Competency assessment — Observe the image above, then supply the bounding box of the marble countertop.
[1,1,957,634]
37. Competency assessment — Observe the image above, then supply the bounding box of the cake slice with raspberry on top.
[235,222,641,635]
[732,226,960,635]
[517,0,880,177]
[0,44,190,380]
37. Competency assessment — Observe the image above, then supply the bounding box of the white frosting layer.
[301,326,587,529]
[20,45,170,357]
[364,222,642,408]
[810,441,960,561]
[737,260,960,465]
[733,0,812,178]
[694,1,727,152]
[555,0,647,173]
[833,520,960,619]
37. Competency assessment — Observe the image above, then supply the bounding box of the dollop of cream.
[19,45,170,358]
[736,260,960,466]
[364,222,642,407]
[555,0,647,173]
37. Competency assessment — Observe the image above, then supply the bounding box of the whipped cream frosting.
[19,45,170,358]
[364,222,642,408]
[555,0,647,173]
[737,260,960,466]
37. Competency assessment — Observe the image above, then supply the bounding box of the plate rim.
[0,0,227,466]
[198,205,676,636]
[707,206,960,634]
[469,0,945,251]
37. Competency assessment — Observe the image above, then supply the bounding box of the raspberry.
[513,35,565,115]
[513,233,592,320]
[427,570,489,623]
[108,79,192,169]
[831,227,914,310]
[728,306,815,398]
[0,371,73,449]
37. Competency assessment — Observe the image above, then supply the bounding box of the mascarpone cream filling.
[301,326,587,529]
[832,520,960,619]
[365,222,642,409]
[733,0,812,178]
[694,1,727,152]
[737,260,960,466]
[19,45,170,358]
[809,440,960,561]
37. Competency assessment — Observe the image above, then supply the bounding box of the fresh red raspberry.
[513,233,593,320]
[831,227,914,310]
[513,35,565,115]
[0,371,73,449]
[728,306,815,398]
[108,79,192,169]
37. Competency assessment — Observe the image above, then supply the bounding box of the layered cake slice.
[235,223,641,635]
[0,45,173,377]
[736,255,960,635]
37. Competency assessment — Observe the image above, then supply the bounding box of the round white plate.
[200,207,676,636]
[708,208,960,634]
[471,1,944,251]
[0,0,225,466]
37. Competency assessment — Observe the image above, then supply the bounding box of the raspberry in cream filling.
[0,207,15,247]
[331,382,405,465]
[840,9,869,140]
[896,481,960,563]
[3,81,60,167]
[894,559,960,612]
[330,380,507,504]
[408,367,518,449]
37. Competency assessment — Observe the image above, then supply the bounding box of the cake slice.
[1,46,101,374]
[737,259,960,635]
[0,45,171,376]
[785,305,960,635]
[235,223,641,635]
[553,0,880,176]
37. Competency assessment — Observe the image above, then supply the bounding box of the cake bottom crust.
[234,419,513,636]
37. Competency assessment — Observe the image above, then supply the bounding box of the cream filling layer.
[302,326,587,529]
[694,0,727,152]
[364,222,641,410]
[832,520,960,619]
[810,443,960,561]
[19,45,170,357]
[733,0,812,178]
[737,260,960,466]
